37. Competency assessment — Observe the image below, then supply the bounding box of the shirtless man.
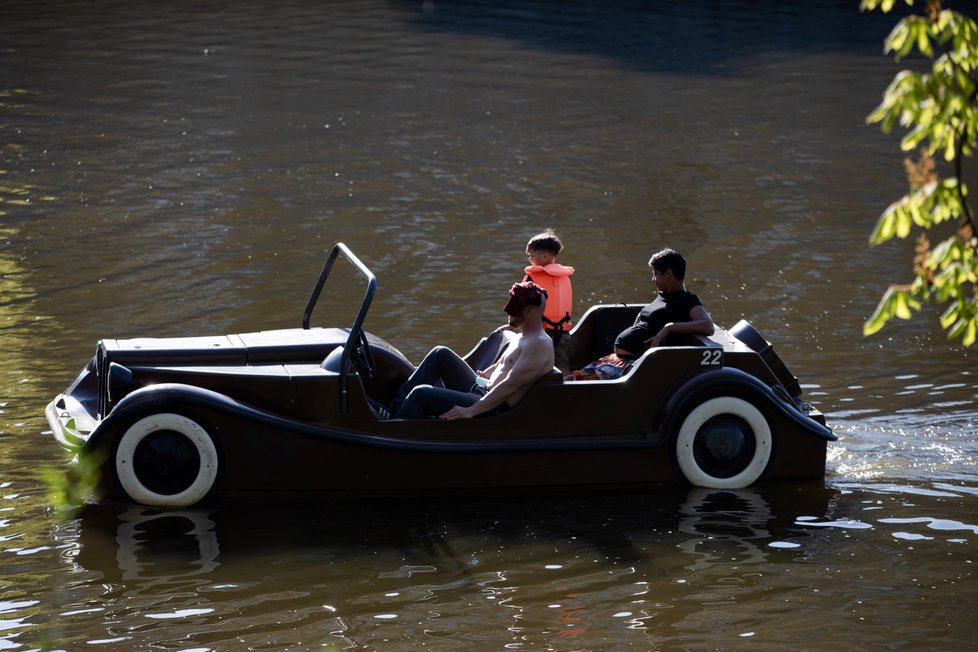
[390,281,556,420]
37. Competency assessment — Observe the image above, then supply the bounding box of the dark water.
[2,0,976,649]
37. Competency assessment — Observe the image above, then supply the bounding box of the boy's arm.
[647,305,715,348]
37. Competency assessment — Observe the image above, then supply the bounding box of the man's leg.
[391,346,476,411]
[395,385,481,419]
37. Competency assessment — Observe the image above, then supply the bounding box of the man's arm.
[647,305,715,348]
[441,338,552,420]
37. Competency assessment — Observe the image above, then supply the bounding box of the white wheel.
[675,397,772,489]
[115,413,218,508]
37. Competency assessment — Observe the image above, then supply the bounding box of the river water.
[2,0,976,649]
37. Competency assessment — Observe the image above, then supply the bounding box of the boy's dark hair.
[526,228,563,255]
[649,248,687,280]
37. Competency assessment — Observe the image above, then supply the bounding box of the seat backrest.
[585,305,640,362]
[320,345,347,372]
[463,328,519,371]
[322,343,415,404]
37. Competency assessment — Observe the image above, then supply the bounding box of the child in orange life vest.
[522,229,574,373]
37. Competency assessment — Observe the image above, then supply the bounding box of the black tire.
[114,413,219,508]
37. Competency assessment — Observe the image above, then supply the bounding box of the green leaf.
[869,201,903,244]
[41,448,105,520]
[964,318,977,346]
[864,285,922,336]
[886,20,911,57]
[917,20,933,57]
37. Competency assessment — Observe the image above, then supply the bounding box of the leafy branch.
[862,0,978,345]
[41,418,102,520]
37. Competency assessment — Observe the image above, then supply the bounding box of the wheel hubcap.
[133,430,201,495]
[693,415,755,479]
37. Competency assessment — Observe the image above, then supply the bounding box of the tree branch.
[936,1,978,255]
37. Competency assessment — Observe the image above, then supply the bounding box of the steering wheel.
[352,329,377,381]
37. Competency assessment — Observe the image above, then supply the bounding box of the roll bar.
[302,243,377,412]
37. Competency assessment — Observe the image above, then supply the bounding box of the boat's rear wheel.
[674,396,772,489]
[114,413,218,508]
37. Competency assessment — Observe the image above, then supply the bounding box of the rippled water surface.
[2,0,976,649]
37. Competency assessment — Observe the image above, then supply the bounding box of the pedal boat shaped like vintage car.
[46,243,835,508]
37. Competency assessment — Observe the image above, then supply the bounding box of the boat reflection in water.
[677,488,776,568]
[114,507,220,583]
[66,484,835,581]
[45,484,843,648]
[676,484,834,566]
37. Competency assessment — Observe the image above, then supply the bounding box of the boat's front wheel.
[674,396,772,489]
[114,413,219,508]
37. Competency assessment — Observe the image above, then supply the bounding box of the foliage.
[862,0,978,345]
[41,420,102,520]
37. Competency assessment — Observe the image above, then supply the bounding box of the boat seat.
[669,332,722,348]
[322,343,414,404]
[463,328,519,371]
[578,306,721,357]
[537,368,564,385]
[585,306,639,361]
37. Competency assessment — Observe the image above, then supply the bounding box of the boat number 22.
[700,349,723,367]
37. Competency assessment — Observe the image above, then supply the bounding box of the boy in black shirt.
[614,248,715,358]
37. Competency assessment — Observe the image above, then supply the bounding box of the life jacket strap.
[543,312,572,346]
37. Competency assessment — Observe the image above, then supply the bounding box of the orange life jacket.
[523,263,574,331]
